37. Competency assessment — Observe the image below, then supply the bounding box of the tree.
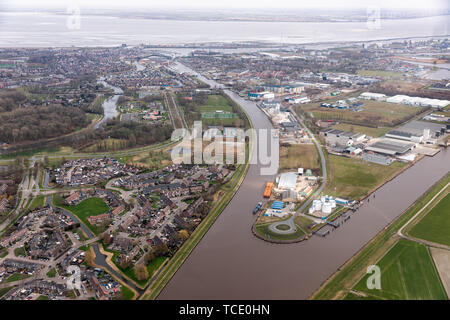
[179,229,189,242]
[85,250,94,267]
[134,264,149,281]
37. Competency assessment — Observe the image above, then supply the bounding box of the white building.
[359,92,387,101]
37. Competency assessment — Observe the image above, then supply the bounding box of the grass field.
[329,123,390,138]
[29,195,45,211]
[120,285,135,300]
[254,218,307,241]
[300,96,422,127]
[324,155,406,199]
[349,239,447,300]
[197,95,240,126]
[54,195,109,235]
[357,69,404,79]
[409,193,450,246]
[46,268,57,278]
[294,215,315,231]
[0,287,13,298]
[7,272,31,282]
[279,144,320,171]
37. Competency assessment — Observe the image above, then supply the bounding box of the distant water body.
[0,12,448,47]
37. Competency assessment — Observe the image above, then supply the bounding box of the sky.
[2,0,449,10]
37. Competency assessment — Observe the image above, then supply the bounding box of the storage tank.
[313,200,322,211]
[330,200,337,208]
[322,202,332,215]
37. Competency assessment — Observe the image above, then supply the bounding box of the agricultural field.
[324,155,406,200]
[347,239,447,300]
[279,144,320,172]
[300,96,423,127]
[409,193,450,246]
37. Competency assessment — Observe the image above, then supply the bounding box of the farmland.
[409,193,450,246]
[347,239,447,300]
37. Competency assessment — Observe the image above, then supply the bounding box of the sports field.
[198,95,238,126]
[349,239,447,300]
[409,193,450,246]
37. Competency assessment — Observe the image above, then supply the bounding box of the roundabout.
[268,216,297,234]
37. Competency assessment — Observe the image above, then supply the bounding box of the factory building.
[362,153,394,165]
[359,92,387,101]
[386,95,450,108]
[365,139,415,156]
[321,129,366,146]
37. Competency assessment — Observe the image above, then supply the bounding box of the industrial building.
[359,92,387,101]
[365,139,415,156]
[277,172,298,190]
[397,120,447,140]
[321,129,366,146]
[386,95,450,108]
[362,153,393,165]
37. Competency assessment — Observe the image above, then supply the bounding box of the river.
[158,63,450,300]
[94,80,123,129]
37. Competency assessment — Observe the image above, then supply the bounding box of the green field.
[349,239,447,300]
[46,268,57,278]
[357,69,404,79]
[0,287,13,298]
[120,285,135,300]
[197,95,239,126]
[279,144,320,171]
[29,195,45,211]
[54,195,109,235]
[300,95,422,127]
[409,193,450,246]
[255,220,306,241]
[324,155,406,199]
[7,273,31,283]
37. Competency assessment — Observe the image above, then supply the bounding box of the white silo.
[313,200,322,211]
[330,200,336,208]
[322,202,332,215]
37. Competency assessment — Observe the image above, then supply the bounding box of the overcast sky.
[3,0,449,10]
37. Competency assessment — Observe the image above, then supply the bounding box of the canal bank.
[158,62,450,300]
